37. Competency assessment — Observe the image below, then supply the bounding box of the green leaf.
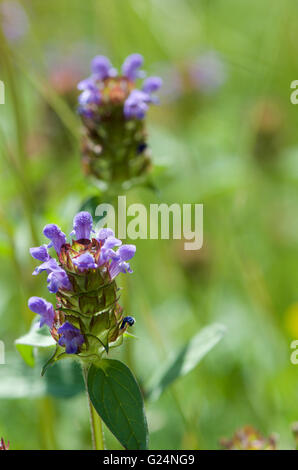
[87,359,149,450]
[0,353,84,399]
[15,317,56,367]
[147,323,226,401]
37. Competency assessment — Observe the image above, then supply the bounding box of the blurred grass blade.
[14,53,80,141]
[88,359,149,450]
[147,323,226,401]
[15,317,56,367]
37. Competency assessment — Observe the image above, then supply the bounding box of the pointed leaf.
[0,353,84,399]
[147,323,226,400]
[15,317,56,367]
[87,359,148,450]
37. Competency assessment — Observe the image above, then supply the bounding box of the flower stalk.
[82,365,105,450]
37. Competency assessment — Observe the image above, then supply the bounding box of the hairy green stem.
[82,365,105,450]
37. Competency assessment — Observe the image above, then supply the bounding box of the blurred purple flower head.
[122,53,144,81]
[189,51,227,95]
[58,322,85,354]
[0,1,29,43]
[28,297,55,328]
[91,55,116,80]
[77,52,162,122]
[142,76,163,94]
[123,90,150,120]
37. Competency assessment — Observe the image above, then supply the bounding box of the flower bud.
[77,54,162,186]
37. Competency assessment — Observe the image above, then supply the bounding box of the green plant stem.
[38,396,58,450]
[82,365,105,450]
[121,274,134,369]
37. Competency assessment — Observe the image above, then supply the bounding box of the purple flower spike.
[91,55,116,80]
[30,245,50,262]
[58,322,85,354]
[142,76,163,94]
[72,211,93,240]
[43,224,67,254]
[122,53,144,81]
[124,90,150,120]
[73,252,97,271]
[28,296,55,328]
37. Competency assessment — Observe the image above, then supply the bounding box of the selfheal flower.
[142,76,163,94]
[77,76,96,91]
[73,252,97,271]
[30,245,50,262]
[91,55,116,80]
[28,297,55,328]
[109,244,136,279]
[58,322,85,354]
[72,211,93,240]
[32,257,72,293]
[47,268,72,294]
[78,53,162,183]
[122,53,144,81]
[78,87,101,107]
[124,90,150,120]
[98,235,122,265]
[78,77,101,106]
[43,224,67,254]
[96,228,115,242]
[32,256,61,275]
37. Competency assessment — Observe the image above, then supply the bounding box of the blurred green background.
[0,0,298,450]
